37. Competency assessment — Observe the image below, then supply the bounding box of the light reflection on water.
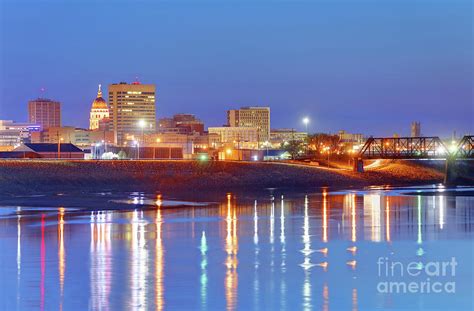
[1,189,473,310]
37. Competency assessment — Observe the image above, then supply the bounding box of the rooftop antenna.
[132,75,140,85]
[40,87,46,98]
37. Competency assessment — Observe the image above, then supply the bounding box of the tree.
[117,150,127,159]
[281,140,303,159]
[308,133,341,155]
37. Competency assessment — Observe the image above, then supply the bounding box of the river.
[1,185,473,310]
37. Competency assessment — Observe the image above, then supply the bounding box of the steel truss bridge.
[357,136,474,160]
[354,136,474,183]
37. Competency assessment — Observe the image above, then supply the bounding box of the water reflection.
[3,188,474,311]
[280,195,287,310]
[130,210,149,310]
[385,197,391,242]
[90,211,112,311]
[323,283,329,311]
[352,288,358,311]
[225,194,238,311]
[322,190,328,243]
[301,195,313,311]
[253,200,259,309]
[58,207,65,311]
[155,205,164,311]
[199,231,207,310]
[16,207,21,307]
[40,214,45,311]
[439,196,445,230]
[365,194,382,242]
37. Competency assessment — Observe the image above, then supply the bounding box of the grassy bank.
[0,159,454,195]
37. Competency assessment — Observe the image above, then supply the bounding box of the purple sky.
[0,0,472,137]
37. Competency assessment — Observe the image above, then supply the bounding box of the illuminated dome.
[89,84,110,130]
[91,84,108,109]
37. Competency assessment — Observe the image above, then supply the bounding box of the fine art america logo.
[376,257,457,294]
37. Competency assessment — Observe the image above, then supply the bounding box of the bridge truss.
[454,135,474,159]
[358,136,449,159]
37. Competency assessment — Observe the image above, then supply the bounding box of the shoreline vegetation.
[1,159,472,196]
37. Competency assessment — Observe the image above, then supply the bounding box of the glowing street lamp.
[302,117,310,133]
[137,120,147,159]
[138,119,146,141]
[302,117,310,154]
[57,137,64,159]
[134,139,140,160]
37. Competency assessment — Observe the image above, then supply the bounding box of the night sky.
[0,0,472,137]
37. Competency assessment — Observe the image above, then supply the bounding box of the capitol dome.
[89,84,110,130]
[91,84,108,109]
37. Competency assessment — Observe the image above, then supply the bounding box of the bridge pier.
[353,158,364,172]
[444,156,459,185]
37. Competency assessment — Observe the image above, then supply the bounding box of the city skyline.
[1,0,472,136]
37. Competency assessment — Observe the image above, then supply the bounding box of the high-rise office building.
[89,84,109,130]
[108,82,156,145]
[28,98,61,129]
[411,122,421,137]
[227,106,270,143]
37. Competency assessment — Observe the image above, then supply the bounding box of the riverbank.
[0,159,463,195]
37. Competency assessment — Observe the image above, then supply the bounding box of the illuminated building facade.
[270,128,307,145]
[208,126,259,149]
[227,107,270,143]
[31,126,113,147]
[338,130,364,144]
[28,98,61,129]
[89,85,109,130]
[108,82,156,145]
[157,114,204,134]
[0,120,41,147]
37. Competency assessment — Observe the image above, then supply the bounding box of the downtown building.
[157,113,205,135]
[208,126,259,149]
[227,106,270,144]
[31,126,114,147]
[28,98,61,129]
[269,128,307,148]
[108,82,156,145]
[89,84,109,130]
[0,120,41,149]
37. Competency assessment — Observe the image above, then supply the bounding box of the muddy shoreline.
[0,159,448,192]
[0,159,472,208]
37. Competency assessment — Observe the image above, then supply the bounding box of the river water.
[0,186,473,310]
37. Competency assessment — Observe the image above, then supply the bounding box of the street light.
[57,137,64,159]
[264,140,270,159]
[134,140,140,160]
[302,117,310,133]
[302,117,310,155]
[138,120,146,160]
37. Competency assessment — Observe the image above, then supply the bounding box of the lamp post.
[326,147,330,168]
[154,138,161,159]
[135,140,140,160]
[265,140,269,160]
[302,117,310,155]
[302,117,309,133]
[138,120,146,160]
[57,137,63,159]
